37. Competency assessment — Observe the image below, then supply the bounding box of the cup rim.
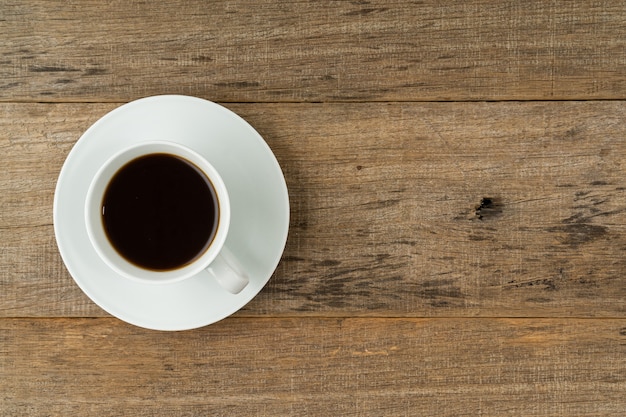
[84,140,230,284]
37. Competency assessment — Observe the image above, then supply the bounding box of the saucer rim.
[53,95,289,331]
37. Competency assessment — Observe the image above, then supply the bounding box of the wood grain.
[3,1,625,414]
[2,0,626,102]
[1,318,624,416]
[2,101,626,317]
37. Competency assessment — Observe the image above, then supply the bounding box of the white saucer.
[53,95,289,331]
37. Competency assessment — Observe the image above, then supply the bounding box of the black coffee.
[101,153,218,271]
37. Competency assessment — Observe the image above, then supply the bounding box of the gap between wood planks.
[2,98,626,104]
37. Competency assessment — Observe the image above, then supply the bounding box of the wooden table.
[2,1,625,415]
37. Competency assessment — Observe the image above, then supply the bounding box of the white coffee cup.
[84,141,249,294]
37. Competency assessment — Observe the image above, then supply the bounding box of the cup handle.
[206,246,249,294]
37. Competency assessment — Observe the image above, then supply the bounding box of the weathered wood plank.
[1,318,624,416]
[2,102,626,317]
[1,0,625,102]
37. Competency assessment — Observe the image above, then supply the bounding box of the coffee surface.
[102,153,218,270]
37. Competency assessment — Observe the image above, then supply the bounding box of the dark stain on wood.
[414,280,464,302]
[401,82,427,88]
[266,89,294,96]
[471,197,502,221]
[432,65,473,72]
[344,7,390,16]
[563,210,606,223]
[550,223,609,247]
[273,253,412,310]
[468,233,489,241]
[213,81,260,88]
[421,279,456,288]
[282,255,305,262]
[504,268,568,290]
[505,277,558,291]
[192,55,213,62]
[526,297,554,303]
[370,253,391,263]
[392,240,417,246]
[29,65,80,73]
[317,260,342,267]
[325,299,349,308]
[292,218,309,230]
[417,287,465,300]
[563,126,584,140]
[83,67,108,76]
